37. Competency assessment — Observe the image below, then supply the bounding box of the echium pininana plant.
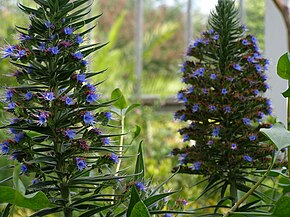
[172,0,273,204]
[0,1,124,216]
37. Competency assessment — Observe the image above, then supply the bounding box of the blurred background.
[0,0,287,213]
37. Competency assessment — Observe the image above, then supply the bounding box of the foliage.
[171,0,274,212]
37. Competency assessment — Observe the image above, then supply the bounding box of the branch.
[273,0,290,32]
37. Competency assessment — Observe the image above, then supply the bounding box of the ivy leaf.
[260,123,290,151]
[111,88,127,110]
[277,52,290,80]
[130,201,150,217]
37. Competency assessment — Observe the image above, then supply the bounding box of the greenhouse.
[0,0,290,216]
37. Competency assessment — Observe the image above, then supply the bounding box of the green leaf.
[282,87,290,98]
[127,186,141,217]
[134,141,145,180]
[130,201,150,217]
[111,88,127,109]
[13,165,26,195]
[0,186,53,211]
[272,196,290,216]
[260,123,290,151]
[277,52,290,80]
[143,191,176,207]
[125,104,141,115]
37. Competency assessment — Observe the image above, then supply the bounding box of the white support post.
[185,0,192,47]
[238,0,245,24]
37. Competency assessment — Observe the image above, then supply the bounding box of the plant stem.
[229,179,238,206]
[288,80,290,178]
[115,113,125,175]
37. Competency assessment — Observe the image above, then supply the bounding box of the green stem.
[288,80,290,178]
[115,113,125,175]
[229,179,238,206]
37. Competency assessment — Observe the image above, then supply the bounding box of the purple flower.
[209,29,214,34]
[2,46,15,58]
[192,104,199,112]
[194,68,204,77]
[247,56,255,63]
[224,106,231,113]
[32,178,40,184]
[49,46,59,55]
[104,112,112,120]
[202,88,209,94]
[86,83,96,92]
[25,92,33,100]
[209,105,216,111]
[64,27,73,35]
[212,127,220,137]
[210,74,217,80]
[102,137,110,145]
[8,102,16,110]
[83,112,95,125]
[76,35,83,44]
[179,153,187,164]
[193,38,203,47]
[72,51,84,60]
[65,97,74,105]
[253,89,259,95]
[231,143,237,150]
[212,35,219,40]
[242,118,251,126]
[243,155,253,162]
[62,18,66,23]
[39,42,46,52]
[255,64,263,72]
[177,92,187,102]
[249,134,257,141]
[254,53,261,59]
[266,99,271,107]
[81,60,88,66]
[86,93,99,103]
[50,34,56,41]
[14,133,25,143]
[165,214,173,217]
[180,114,186,121]
[44,21,54,29]
[16,50,26,59]
[183,134,189,142]
[76,158,86,171]
[19,34,31,41]
[233,64,242,71]
[21,164,27,174]
[38,112,48,125]
[251,36,257,44]
[187,87,194,93]
[65,129,76,139]
[136,182,146,191]
[193,161,201,170]
[109,153,119,163]
[221,88,227,95]
[242,39,249,45]
[5,90,13,102]
[77,74,86,83]
[43,92,55,101]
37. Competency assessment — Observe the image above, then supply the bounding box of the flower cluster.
[172,2,273,181]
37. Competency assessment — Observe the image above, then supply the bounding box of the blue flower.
[194,68,204,77]
[243,155,253,162]
[193,161,201,170]
[254,53,261,59]
[233,64,242,71]
[231,143,237,150]
[102,137,110,145]
[242,39,249,45]
[62,18,66,23]
[43,92,55,101]
[104,112,112,120]
[210,74,217,80]
[76,35,83,44]
[136,182,146,191]
[44,21,54,29]
[49,46,59,55]
[193,38,203,47]
[253,89,259,95]
[81,60,88,66]
[14,133,25,143]
[249,134,257,141]
[0,142,9,154]
[177,92,187,102]
[32,178,40,184]
[202,88,209,94]
[221,88,227,95]
[65,129,76,139]
[255,64,263,72]
[21,164,27,174]
[25,92,33,100]
[50,34,56,41]
[192,104,199,112]
[209,105,216,111]
[72,51,84,60]
[64,27,73,35]
[39,42,46,52]
[224,106,231,113]
[212,35,219,40]
[187,87,194,93]
[5,90,13,102]
[212,127,220,137]
[209,29,214,34]
[266,99,271,107]
[247,56,255,63]
[251,36,257,44]
[8,102,16,110]
[38,112,48,125]
[179,153,188,164]
[76,158,86,171]
[242,118,251,126]
[183,134,189,142]
[86,93,99,104]
[180,114,186,121]
[86,83,96,92]
[77,74,86,83]
[109,153,119,163]
[16,50,26,59]
[165,214,173,217]
[65,97,74,105]
[2,46,15,58]
[83,112,95,125]
[19,34,31,41]
[180,67,185,73]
